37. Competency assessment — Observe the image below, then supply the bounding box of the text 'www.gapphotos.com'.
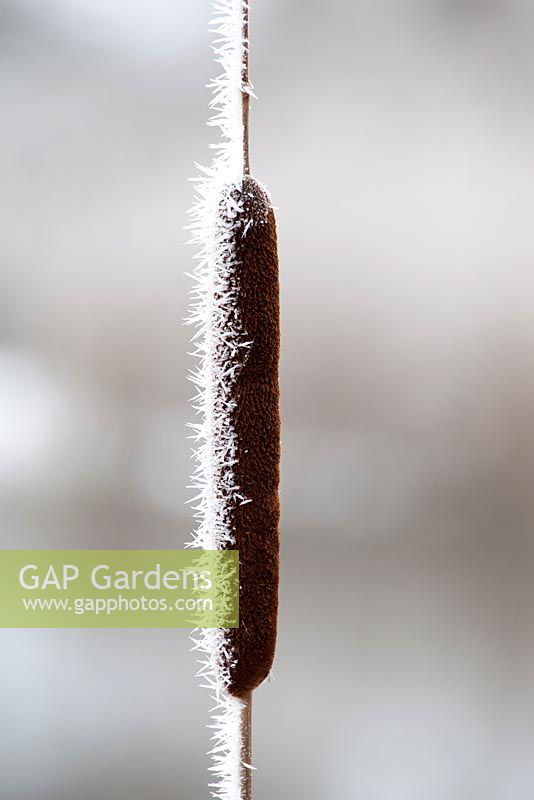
[21,595,214,616]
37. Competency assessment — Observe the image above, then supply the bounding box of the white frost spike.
[186,1,251,799]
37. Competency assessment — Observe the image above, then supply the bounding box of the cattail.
[221,176,279,698]
[186,2,279,799]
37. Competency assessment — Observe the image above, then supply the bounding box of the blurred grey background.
[1,0,534,797]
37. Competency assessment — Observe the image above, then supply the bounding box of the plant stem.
[240,3,252,797]
[240,691,252,800]
[242,0,250,176]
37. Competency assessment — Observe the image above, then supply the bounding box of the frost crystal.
[185,1,250,798]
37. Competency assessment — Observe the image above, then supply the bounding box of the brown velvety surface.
[224,176,280,696]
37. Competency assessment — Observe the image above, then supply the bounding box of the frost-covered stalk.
[186,2,280,799]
